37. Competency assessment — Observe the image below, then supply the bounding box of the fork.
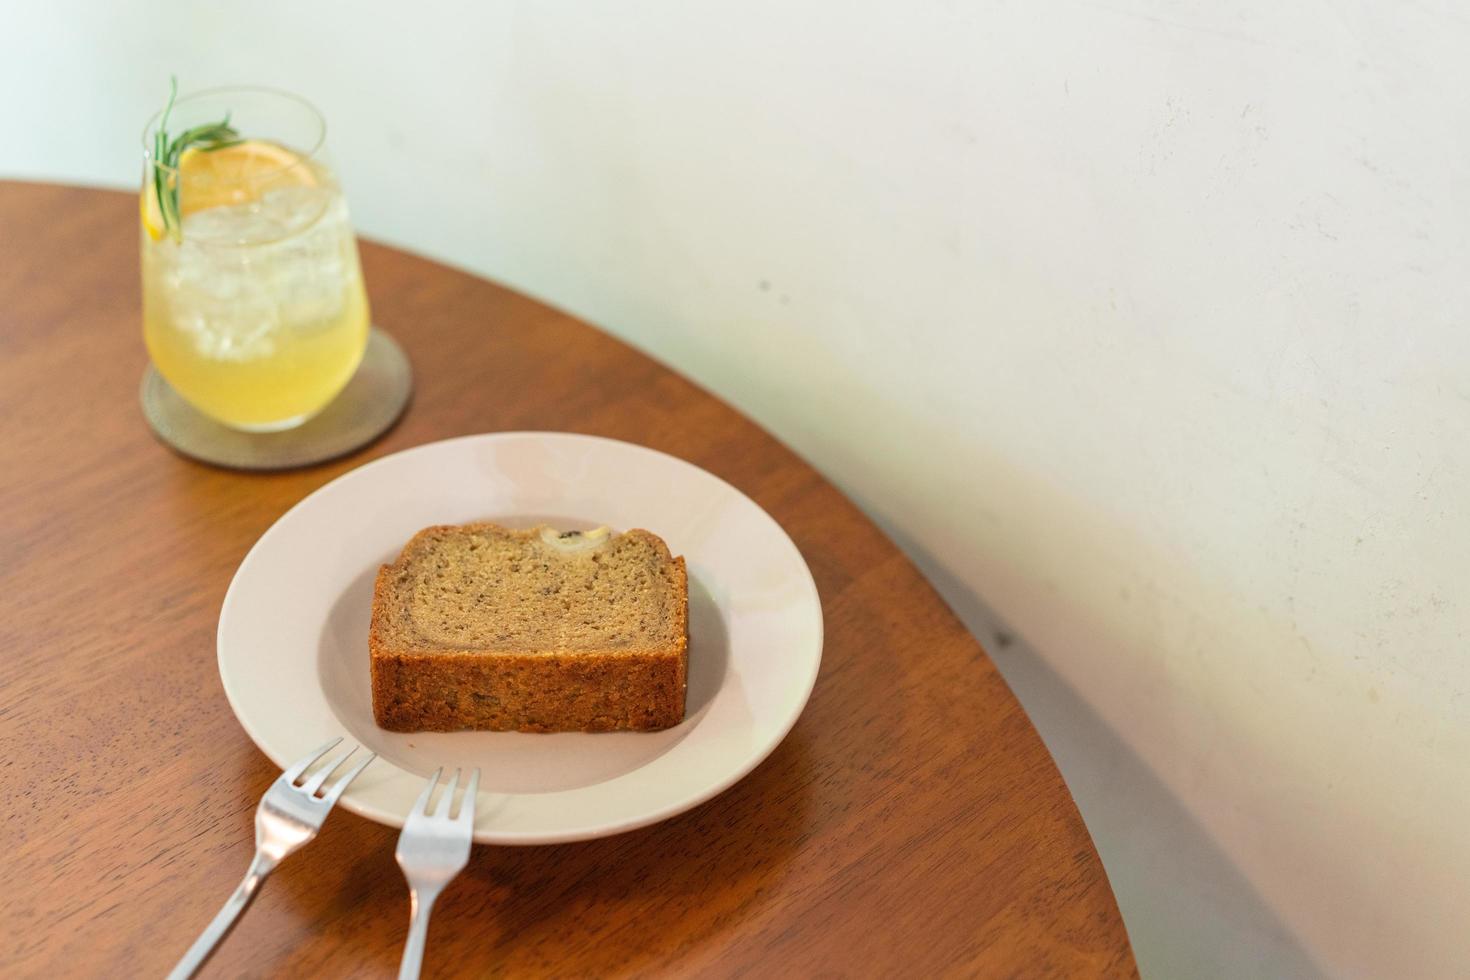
[167,738,375,980]
[395,768,479,980]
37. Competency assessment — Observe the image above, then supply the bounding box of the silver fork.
[395,768,479,980]
[168,738,375,980]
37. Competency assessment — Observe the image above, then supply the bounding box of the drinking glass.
[141,86,370,432]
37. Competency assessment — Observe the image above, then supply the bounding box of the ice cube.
[155,188,357,359]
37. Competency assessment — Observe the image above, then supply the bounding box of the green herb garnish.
[150,77,242,240]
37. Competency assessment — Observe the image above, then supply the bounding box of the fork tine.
[456,769,480,823]
[321,751,376,806]
[409,768,443,817]
[282,737,343,784]
[433,768,461,818]
[301,746,359,795]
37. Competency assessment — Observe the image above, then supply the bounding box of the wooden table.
[0,182,1135,978]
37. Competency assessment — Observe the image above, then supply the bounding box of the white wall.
[7,2,1468,975]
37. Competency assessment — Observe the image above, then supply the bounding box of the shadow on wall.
[718,331,1463,976]
[893,543,1327,979]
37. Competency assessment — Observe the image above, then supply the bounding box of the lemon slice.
[141,187,166,241]
[141,140,318,240]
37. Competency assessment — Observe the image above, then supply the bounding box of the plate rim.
[216,430,824,844]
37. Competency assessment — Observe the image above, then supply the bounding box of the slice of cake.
[370,523,688,732]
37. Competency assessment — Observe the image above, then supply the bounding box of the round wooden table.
[0,182,1135,977]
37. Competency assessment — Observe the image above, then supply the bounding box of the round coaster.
[141,327,412,471]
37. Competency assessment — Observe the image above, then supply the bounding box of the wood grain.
[0,181,1136,978]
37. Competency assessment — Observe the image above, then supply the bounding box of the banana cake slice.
[370,523,689,732]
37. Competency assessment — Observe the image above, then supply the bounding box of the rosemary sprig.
[150,77,242,240]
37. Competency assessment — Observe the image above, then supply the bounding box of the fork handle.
[397,886,441,980]
[167,850,276,980]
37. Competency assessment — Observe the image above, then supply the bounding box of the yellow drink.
[142,171,370,431]
[141,89,371,432]
[144,271,368,430]
[141,179,373,429]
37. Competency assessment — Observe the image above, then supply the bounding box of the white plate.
[218,432,823,844]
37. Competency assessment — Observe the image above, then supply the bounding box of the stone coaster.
[140,327,411,470]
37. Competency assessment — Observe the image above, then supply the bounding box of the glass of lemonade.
[141,86,370,431]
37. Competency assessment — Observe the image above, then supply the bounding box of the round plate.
[218,432,823,844]
[142,326,412,471]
